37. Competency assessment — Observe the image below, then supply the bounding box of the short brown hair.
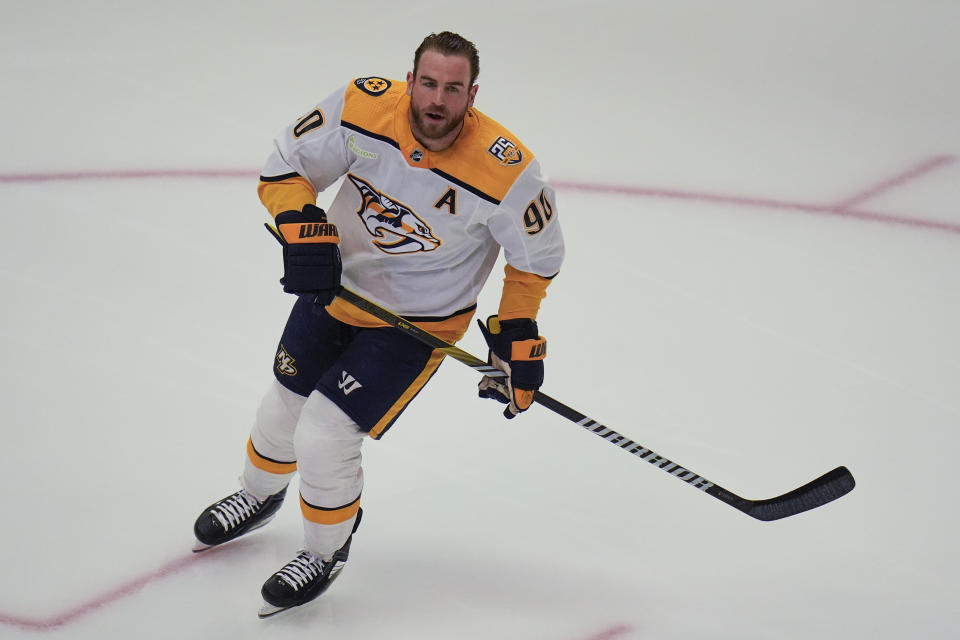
[413,31,480,86]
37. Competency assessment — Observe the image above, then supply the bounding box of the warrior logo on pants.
[338,371,363,395]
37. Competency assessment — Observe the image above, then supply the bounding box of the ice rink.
[1,1,958,638]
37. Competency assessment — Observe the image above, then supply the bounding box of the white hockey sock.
[242,380,306,500]
[293,390,366,558]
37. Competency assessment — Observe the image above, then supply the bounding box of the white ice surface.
[1,2,958,638]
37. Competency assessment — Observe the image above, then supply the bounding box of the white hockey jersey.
[258,77,564,341]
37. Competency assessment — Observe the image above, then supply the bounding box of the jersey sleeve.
[258,85,353,216]
[486,159,564,319]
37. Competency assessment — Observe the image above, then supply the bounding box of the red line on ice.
[578,624,635,640]
[0,158,956,235]
[0,551,208,630]
[830,154,955,211]
[0,168,255,183]
[553,170,960,235]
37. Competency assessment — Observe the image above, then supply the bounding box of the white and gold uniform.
[258,76,564,340]
[243,76,564,557]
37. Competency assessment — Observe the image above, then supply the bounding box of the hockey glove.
[272,204,341,301]
[477,315,546,419]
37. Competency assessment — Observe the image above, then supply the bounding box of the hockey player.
[193,31,564,617]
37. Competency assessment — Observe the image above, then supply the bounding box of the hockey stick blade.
[708,466,855,521]
[335,287,856,521]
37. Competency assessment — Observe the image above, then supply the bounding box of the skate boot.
[258,509,361,617]
[193,486,287,551]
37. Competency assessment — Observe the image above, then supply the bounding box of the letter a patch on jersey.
[434,187,457,214]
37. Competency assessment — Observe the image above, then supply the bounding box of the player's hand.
[273,204,341,302]
[477,315,546,419]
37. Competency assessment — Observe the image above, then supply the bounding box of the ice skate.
[193,486,287,551]
[258,509,361,617]
[257,540,351,617]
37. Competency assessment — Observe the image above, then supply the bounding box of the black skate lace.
[276,551,324,590]
[212,490,262,531]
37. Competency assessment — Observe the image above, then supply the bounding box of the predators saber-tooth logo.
[347,174,441,254]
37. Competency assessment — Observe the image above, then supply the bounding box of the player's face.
[406,50,477,151]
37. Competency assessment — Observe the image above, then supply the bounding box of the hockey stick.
[337,287,855,521]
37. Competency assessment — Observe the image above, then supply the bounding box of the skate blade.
[192,539,213,553]
[258,601,289,618]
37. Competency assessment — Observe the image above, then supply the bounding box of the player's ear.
[406,71,414,95]
[468,83,478,108]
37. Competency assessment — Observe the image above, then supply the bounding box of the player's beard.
[409,101,466,146]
